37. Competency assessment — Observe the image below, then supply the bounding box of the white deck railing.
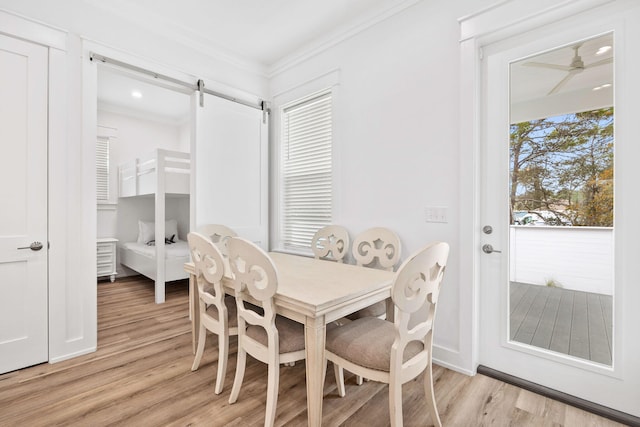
[509,226,613,295]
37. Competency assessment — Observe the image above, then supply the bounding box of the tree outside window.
[510,107,613,227]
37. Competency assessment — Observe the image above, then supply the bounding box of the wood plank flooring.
[510,282,612,365]
[0,276,626,426]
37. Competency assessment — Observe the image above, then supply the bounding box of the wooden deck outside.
[510,282,613,365]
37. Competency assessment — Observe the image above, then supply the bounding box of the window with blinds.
[96,137,110,202]
[280,91,333,251]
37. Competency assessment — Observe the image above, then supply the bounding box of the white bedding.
[121,240,190,259]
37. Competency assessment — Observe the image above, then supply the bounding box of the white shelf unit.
[97,237,118,282]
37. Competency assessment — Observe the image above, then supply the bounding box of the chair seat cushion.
[326,317,424,372]
[204,295,238,327]
[246,315,305,354]
[346,300,387,320]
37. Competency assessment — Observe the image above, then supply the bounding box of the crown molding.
[267,0,423,78]
[0,8,67,50]
[82,0,268,78]
[458,0,615,43]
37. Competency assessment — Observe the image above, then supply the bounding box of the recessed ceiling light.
[592,83,612,91]
[596,45,612,55]
[131,90,142,99]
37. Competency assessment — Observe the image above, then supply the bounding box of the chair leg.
[191,324,207,371]
[389,380,403,427]
[423,363,442,427]
[356,375,363,385]
[333,363,346,397]
[229,347,246,404]
[265,356,280,427]
[214,331,229,395]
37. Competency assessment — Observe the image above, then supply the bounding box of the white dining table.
[184,251,395,427]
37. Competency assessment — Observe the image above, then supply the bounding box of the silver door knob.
[18,241,44,251]
[482,244,501,254]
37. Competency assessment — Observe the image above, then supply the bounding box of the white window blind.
[280,91,333,251]
[96,137,109,202]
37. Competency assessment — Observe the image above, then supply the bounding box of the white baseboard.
[49,346,96,364]
[432,356,476,376]
[431,344,476,376]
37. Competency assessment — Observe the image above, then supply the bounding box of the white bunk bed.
[118,149,191,303]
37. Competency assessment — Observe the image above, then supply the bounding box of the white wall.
[178,121,191,153]
[269,0,495,373]
[98,110,186,160]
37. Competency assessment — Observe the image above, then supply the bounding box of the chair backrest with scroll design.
[197,224,237,256]
[352,227,401,271]
[391,241,449,378]
[311,225,350,263]
[227,237,279,347]
[188,231,226,316]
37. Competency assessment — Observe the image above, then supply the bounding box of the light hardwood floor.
[0,276,628,426]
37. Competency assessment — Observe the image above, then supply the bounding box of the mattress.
[121,240,190,259]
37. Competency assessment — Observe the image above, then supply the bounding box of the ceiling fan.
[523,43,613,95]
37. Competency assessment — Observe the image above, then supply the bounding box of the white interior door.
[479,4,640,417]
[0,34,49,374]
[192,93,268,248]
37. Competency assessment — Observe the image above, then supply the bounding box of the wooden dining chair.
[187,232,238,395]
[197,224,237,256]
[311,225,350,263]
[326,241,449,427]
[348,227,402,320]
[333,227,403,389]
[227,237,306,427]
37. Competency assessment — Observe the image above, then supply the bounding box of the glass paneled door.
[477,3,640,416]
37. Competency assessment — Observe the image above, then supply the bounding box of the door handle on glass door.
[482,244,501,254]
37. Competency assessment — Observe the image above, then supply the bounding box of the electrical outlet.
[425,206,448,223]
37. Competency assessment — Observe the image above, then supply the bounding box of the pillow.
[137,219,179,244]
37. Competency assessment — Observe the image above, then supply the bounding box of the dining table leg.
[305,315,326,427]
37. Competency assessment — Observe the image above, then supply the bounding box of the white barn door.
[193,94,268,247]
[0,34,49,373]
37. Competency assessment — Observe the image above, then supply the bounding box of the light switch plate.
[425,206,448,223]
